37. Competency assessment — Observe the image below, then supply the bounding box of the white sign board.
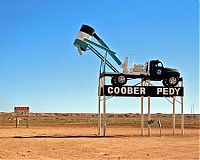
[14,106,30,117]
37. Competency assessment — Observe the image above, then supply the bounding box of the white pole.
[148,96,151,120]
[147,80,151,137]
[103,76,106,136]
[98,76,101,135]
[173,96,176,135]
[181,79,184,135]
[141,80,144,136]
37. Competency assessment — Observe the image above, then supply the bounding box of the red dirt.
[0,126,199,160]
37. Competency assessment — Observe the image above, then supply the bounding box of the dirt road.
[0,126,199,160]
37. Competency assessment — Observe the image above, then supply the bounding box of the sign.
[101,85,184,97]
[14,106,30,117]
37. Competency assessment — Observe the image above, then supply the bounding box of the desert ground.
[0,113,199,160]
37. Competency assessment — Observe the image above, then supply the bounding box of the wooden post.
[147,80,151,137]
[181,79,184,135]
[141,80,144,136]
[173,96,176,135]
[15,117,18,128]
[26,118,29,128]
[103,76,106,136]
[98,76,101,135]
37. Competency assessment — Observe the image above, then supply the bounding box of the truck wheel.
[162,80,168,87]
[111,76,118,86]
[167,76,179,87]
[115,74,127,86]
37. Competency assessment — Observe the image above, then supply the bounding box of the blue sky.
[0,0,199,113]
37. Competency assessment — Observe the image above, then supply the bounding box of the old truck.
[73,25,181,87]
[109,59,180,87]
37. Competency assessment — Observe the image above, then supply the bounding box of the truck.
[73,25,181,87]
[109,59,180,87]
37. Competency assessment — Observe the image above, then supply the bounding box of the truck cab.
[149,60,165,80]
[148,60,180,86]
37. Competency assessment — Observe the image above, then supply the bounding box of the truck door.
[150,60,165,80]
[154,61,164,80]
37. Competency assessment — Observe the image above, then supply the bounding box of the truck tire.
[111,76,118,86]
[162,80,168,87]
[167,76,179,87]
[115,74,127,86]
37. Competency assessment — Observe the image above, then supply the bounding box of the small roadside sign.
[14,106,30,117]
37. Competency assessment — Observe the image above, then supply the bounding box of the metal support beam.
[98,76,101,135]
[148,96,151,121]
[85,39,122,66]
[103,76,106,136]
[173,96,176,135]
[141,80,144,136]
[88,45,119,73]
[181,80,184,135]
[147,80,151,137]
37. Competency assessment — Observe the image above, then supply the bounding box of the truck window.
[157,62,163,68]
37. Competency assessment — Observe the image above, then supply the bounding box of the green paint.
[84,39,122,65]
[73,39,88,51]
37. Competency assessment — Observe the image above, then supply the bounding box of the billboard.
[14,106,30,117]
[101,85,184,97]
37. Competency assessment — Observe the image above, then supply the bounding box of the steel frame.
[98,73,184,137]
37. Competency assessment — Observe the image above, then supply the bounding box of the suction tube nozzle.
[73,25,95,52]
